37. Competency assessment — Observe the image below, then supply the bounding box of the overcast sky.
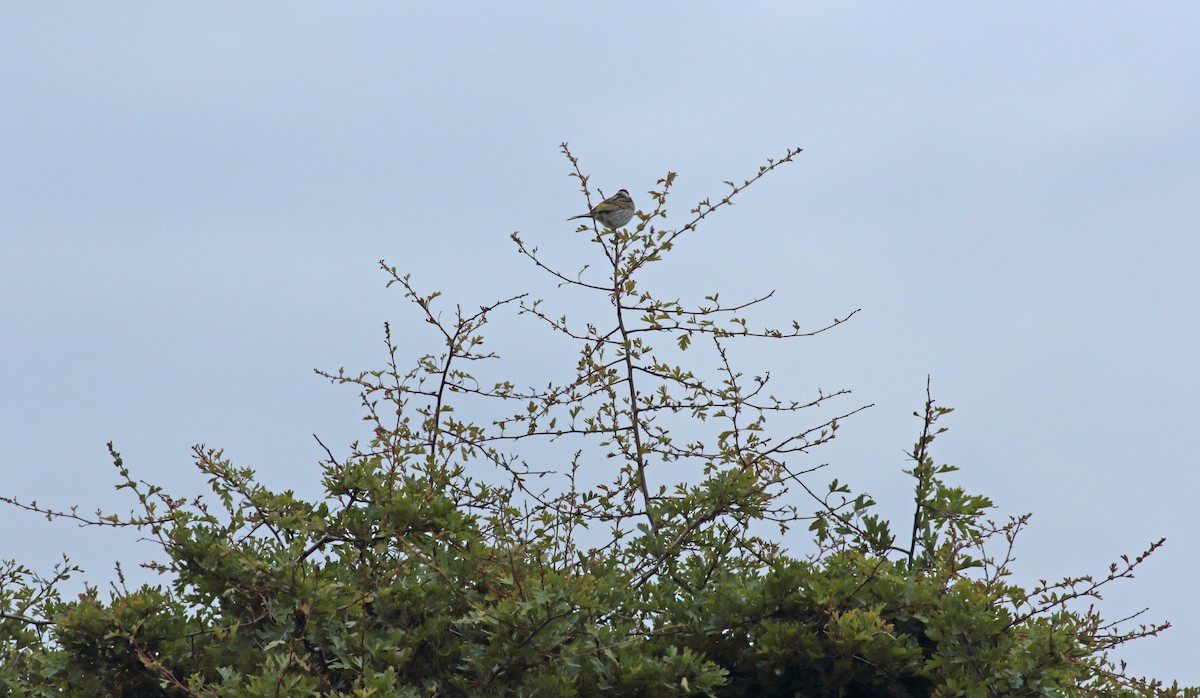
[2,2,1198,686]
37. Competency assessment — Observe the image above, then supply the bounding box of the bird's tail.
[566,214,591,221]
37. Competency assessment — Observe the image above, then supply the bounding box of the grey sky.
[2,3,1198,685]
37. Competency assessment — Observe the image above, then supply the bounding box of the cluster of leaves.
[1,145,1192,696]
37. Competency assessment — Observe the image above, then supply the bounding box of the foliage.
[1,145,1192,697]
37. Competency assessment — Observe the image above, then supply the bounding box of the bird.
[567,189,635,230]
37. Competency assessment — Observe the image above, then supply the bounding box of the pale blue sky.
[2,2,1198,685]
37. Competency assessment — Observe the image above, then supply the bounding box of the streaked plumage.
[568,189,635,230]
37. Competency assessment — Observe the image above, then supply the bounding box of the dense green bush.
[2,146,1191,697]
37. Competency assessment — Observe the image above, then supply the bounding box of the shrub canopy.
[1,146,1190,697]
